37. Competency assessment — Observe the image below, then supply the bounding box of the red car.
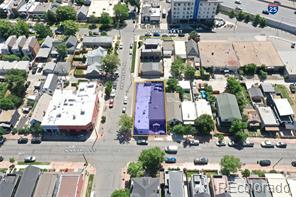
[109,99,114,108]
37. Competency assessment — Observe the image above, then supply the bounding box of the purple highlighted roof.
[134,82,166,135]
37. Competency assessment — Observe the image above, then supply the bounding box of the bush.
[242,169,251,177]
[9,158,15,163]
[101,116,106,123]
[252,170,265,177]
[229,11,235,18]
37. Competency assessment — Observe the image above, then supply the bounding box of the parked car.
[18,137,28,144]
[228,141,236,147]
[109,99,114,108]
[0,156,3,162]
[292,161,296,167]
[110,89,116,97]
[235,0,241,4]
[31,137,42,144]
[262,10,269,15]
[261,140,274,148]
[178,33,185,37]
[165,157,177,163]
[276,142,287,148]
[188,139,199,146]
[235,6,242,10]
[24,156,36,163]
[216,140,226,147]
[273,0,281,4]
[165,145,178,154]
[194,157,208,165]
[294,11,296,15]
[0,137,6,145]
[122,107,126,113]
[290,84,296,93]
[258,160,271,166]
[145,32,152,37]
[153,32,160,37]
[123,96,128,104]
[137,139,148,145]
[119,43,123,49]
[242,140,254,147]
[292,42,296,48]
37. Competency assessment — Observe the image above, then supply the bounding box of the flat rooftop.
[134,82,166,135]
[33,173,58,197]
[265,173,291,197]
[56,173,83,197]
[87,0,119,17]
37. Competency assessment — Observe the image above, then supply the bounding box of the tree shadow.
[116,131,131,144]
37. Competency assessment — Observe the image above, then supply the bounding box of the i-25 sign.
[268,4,279,14]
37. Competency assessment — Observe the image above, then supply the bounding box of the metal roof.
[216,93,242,122]
[15,166,40,197]
[131,177,160,197]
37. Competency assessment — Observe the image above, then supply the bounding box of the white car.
[122,107,126,113]
[24,156,36,162]
[235,6,242,10]
[129,49,132,55]
[235,0,241,4]
[123,96,128,104]
[119,43,123,49]
[261,140,274,148]
[110,89,116,97]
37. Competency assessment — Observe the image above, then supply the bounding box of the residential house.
[42,74,58,95]
[243,106,261,129]
[257,106,279,132]
[141,38,163,61]
[0,61,30,75]
[141,62,164,78]
[56,173,84,197]
[186,39,199,59]
[178,80,192,100]
[22,36,40,58]
[18,0,35,18]
[210,175,229,197]
[0,174,20,197]
[0,0,25,17]
[86,47,107,66]
[248,86,264,103]
[164,171,187,197]
[248,178,272,197]
[14,166,41,197]
[181,100,197,125]
[190,174,211,197]
[270,98,294,124]
[174,41,186,59]
[1,35,17,55]
[260,83,275,96]
[65,36,78,54]
[29,2,52,19]
[166,93,182,125]
[41,36,54,49]
[86,63,103,78]
[195,99,213,118]
[43,62,56,75]
[11,36,26,55]
[131,177,160,197]
[53,62,71,76]
[36,48,51,62]
[82,36,113,48]
[141,2,161,24]
[162,41,174,58]
[30,93,52,125]
[0,110,20,129]
[33,173,58,197]
[216,93,242,128]
[77,5,89,21]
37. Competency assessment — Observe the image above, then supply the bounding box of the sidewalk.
[212,136,296,144]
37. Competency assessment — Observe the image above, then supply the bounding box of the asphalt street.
[222,0,296,26]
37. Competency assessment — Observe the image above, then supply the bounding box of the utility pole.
[272,157,283,170]
[82,153,88,167]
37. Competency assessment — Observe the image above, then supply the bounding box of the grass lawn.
[17,161,50,165]
[0,168,7,173]
[86,174,94,197]
[186,170,200,179]
[0,82,8,97]
[275,84,294,105]
[131,41,137,73]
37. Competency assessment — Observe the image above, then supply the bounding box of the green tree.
[217,133,224,142]
[100,12,113,29]
[242,63,256,76]
[127,161,144,178]
[61,20,78,36]
[229,11,235,18]
[56,44,67,59]
[102,54,120,75]
[0,20,13,39]
[236,11,245,21]
[166,78,178,92]
[87,15,98,24]
[114,3,129,22]
[56,6,76,21]
[104,81,113,98]
[2,54,21,62]
[118,114,133,134]
[259,18,266,28]
[171,58,184,79]
[111,189,130,197]
[253,14,261,27]
[139,147,165,176]
[189,30,200,42]
[194,114,215,135]
[0,127,5,137]
[75,0,84,5]
[184,66,196,80]
[171,124,194,135]
[230,119,248,143]
[30,123,43,134]
[244,14,250,23]
[242,169,251,177]
[46,10,57,25]
[259,70,267,80]
[9,157,15,163]
[127,0,140,11]
[34,23,53,39]
[220,155,241,176]
[14,20,29,37]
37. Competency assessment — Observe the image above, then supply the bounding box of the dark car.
[153,32,161,37]
[292,161,296,167]
[262,10,269,15]
[276,142,287,148]
[242,141,254,147]
[290,84,296,93]
[32,67,37,74]
[136,139,148,145]
[194,157,208,165]
[294,11,296,15]
[18,137,28,144]
[0,156,3,162]
[165,157,177,163]
[31,137,42,144]
[273,1,281,5]
[178,33,185,37]
[0,137,6,145]
[258,160,271,166]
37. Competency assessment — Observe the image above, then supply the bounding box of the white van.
[165,145,178,154]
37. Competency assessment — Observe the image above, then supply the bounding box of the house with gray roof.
[141,3,161,24]
[141,38,162,61]
[216,93,242,128]
[131,177,160,197]
[11,36,26,55]
[190,174,211,197]
[86,47,107,66]
[77,5,89,21]
[260,83,275,95]
[141,62,163,78]
[164,171,187,197]
[29,2,52,19]
[0,174,20,197]
[86,63,103,78]
[166,93,182,125]
[65,36,78,54]
[186,39,199,59]
[1,35,17,55]
[248,178,272,197]
[36,48,51,62]
[41,36,53,49]
[22,36,40,58]
[42,73,58,95]
[248,86,264,103]
[53,62,71,76]
[43,62,56,75]
[14,166,41,197]
[82,36,113,48]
